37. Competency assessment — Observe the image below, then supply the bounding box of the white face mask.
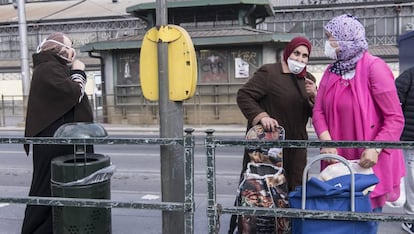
[287,58,306,75]
[37,39,76,63]
[324,40,338,60]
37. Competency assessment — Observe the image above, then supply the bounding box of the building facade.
[0,0,413,125]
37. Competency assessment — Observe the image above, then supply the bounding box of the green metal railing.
[0,128,195,234]
[3,128,414,233]
[205,129,414,233]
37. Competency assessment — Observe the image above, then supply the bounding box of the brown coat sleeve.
[237,64,273,127]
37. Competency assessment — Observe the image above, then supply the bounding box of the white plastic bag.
[56,165,116,186]
[318,159,376,195]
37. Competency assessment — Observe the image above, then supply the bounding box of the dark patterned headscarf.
[325,14,368,75]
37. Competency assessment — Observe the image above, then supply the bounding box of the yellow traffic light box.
[140,25,197,101]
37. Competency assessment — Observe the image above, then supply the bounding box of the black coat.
[21,52,93,234]
[396,66,414,140]
[25,52,93,139]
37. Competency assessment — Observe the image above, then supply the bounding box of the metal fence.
[204,130,414,234]
[0,87,246,126]
[0,129,196,233]
[0,94,23,127]
[0,94,103,127]
[1,128,414,233]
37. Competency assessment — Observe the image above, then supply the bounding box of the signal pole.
[16,0,30,119]
[156,0,185,233]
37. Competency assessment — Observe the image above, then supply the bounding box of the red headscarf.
[282,36,312,78]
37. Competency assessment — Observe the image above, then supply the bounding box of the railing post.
[205,129,219,234]
[11,95,15,115]
[184,128,195,234]
[1,94,5,127]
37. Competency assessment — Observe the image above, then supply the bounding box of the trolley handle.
[301,154,355,212]
[276,125,285,140]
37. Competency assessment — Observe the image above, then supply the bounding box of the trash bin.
[51,123,114,234]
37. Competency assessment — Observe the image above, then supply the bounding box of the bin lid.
[53,122,108,138]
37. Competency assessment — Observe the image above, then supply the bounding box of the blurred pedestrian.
[21,32,93,234]
[395,66,414,234]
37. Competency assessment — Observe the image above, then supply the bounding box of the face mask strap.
[58,53,74,63]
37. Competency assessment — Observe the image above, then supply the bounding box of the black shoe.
[402,222,414,234]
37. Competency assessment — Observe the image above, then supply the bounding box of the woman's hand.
[305,78,317,98]
[320,147,337,155]
[260,116,279,132]
[318,131,337,164]
[71,59,85,70]
[320,147,339,164]
[359,148,379,168]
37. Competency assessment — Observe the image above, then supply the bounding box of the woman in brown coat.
[237,36,317,192]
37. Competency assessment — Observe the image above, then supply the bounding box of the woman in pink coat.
[312,14,405,222]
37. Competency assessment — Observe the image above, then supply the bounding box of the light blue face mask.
[324,40,338,60]
[287,58,306,74]
[36,39,76,63]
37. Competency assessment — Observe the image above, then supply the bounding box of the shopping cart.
[289,154,379,234]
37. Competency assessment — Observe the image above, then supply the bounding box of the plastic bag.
[237,163,290,234]
[54,165,116,186]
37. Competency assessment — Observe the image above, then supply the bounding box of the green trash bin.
[51,122,113,234]
[51,153,113,234]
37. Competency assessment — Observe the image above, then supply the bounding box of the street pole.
[16,0,30,119]
[156,0,185,233]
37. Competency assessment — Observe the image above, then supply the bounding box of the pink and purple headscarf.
[325,14,368,75]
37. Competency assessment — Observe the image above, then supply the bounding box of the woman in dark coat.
[21,32,93,234]
[229,36,317,234]
[237,36,317,192]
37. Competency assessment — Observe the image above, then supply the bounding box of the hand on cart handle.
[320,147,339,164]
[259,116,279,132]
[359,148,379,168]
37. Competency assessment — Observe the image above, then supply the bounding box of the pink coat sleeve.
[368,58,404,142]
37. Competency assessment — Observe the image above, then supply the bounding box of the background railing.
[0,84,248,127]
